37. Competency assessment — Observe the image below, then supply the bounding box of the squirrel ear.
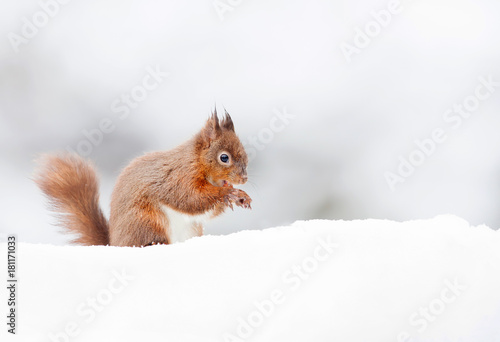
[221,109,235,132]
[201,110,221,143]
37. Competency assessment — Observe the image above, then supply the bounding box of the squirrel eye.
[220,154,229,163]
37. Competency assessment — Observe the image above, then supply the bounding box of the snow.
[2,215,500,342]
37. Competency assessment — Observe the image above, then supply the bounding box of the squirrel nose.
[239,166,248,183]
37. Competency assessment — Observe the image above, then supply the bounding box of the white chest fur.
[161,205,213,244]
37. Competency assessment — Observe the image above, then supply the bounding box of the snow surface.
[2,215,500,342]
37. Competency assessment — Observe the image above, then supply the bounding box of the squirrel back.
[35,111,251,247]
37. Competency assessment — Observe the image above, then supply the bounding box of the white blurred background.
[1,0,500,244]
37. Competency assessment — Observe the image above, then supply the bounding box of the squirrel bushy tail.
[34,153,109,246]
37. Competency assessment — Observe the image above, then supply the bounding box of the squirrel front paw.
[223,188,252,210]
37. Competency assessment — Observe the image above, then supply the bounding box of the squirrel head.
[196,110,248,187]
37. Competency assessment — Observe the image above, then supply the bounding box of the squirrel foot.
[224,188,252,210]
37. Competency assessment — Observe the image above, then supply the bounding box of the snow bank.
[2,215,500,342]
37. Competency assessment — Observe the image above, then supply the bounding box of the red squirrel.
[35,111,252,247]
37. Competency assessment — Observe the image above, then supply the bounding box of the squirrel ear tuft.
[201,109,221,143]
[221,109,235,132]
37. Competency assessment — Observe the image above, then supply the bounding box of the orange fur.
[34,154,109,245]
[35,111,251,247]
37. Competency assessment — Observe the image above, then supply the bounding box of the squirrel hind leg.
[34,153,110,246]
